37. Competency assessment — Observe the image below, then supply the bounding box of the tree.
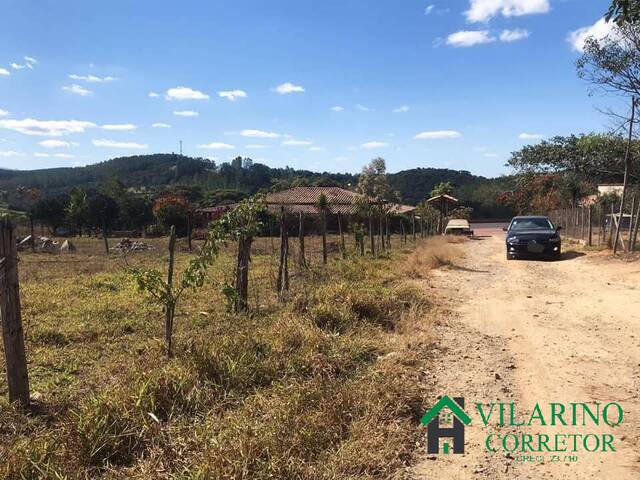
[15,186,40,251]
[607,0,640,25]
[130,224,219,357]
[66,187,88,236]
[86,193,119,253]
[119,195,154,233]
[215,196,264,313]
[153,193,189,234]
[32,196,67,235]
[430,181,455,197]
[357,158,394,256]
[577,22,640,253]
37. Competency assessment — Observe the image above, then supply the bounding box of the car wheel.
[506,251,513,261]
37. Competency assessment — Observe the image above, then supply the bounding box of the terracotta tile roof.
[265,186,363,214]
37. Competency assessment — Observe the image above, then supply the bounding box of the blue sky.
[0,0,621,177]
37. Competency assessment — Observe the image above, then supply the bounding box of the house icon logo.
[421,396,471,454]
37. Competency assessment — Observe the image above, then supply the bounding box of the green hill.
[0,154,514,218]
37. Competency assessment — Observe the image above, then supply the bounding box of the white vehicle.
[444,219,474,236]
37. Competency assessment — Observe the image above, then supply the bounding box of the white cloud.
[500,28,530,42]
[0,68,9,76]
[425,4,435,15]
[447,30,495,47]
[0,118,96,136]
[11,63,27,70]
[309,146,323,151]
[152,122,171,128]
[24,56,37,64]
[198,142,235,150]
[0,150,24,157]
[38,139,77,148]
[246,144,266,149]
[148,91,160,98]
[173,110,199,117]
[218,89,248,101]
[0,109,8,117]
[466,0,550,23]
[101,123,137,131]
[393,105,410,113]
[282,139,312,146]
[63,84,92,96]
[166,86,209,100]
[273,82,305,94]
[568,18,620,52]
[361,141,389,149]
[35,152,76,159]
[414,130,462,139]
[519,132,544,140]
[92,139,148,149]
[69,74,117,82]
[356,104,371,112]
[483,153,499,158]
[331,106,344,112]
[240,129,281,138]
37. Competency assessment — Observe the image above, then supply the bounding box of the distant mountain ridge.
[0,154,514,218]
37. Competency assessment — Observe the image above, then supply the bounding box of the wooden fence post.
[412,213,416,242]
[0,219,30,407]
[588,205,593,247]
[298,212,307,268]
[337,212,346,258]
[165,226,176,358]
[277,207,289,294]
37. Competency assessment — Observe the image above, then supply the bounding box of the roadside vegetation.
[0,233,461,479]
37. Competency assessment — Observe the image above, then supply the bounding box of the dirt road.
[412,228,640,479]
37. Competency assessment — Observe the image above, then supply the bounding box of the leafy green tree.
[357,158,395,255]
[32,196,67,235]
[130,225,220,357]
[214,196,265,313]
[153,193,189,234]
[86,193,119,253]
[430,181,455,197]
[607,0,640,24]
[66,187,88,236]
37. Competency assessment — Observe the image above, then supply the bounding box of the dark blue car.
[504,216,562,261]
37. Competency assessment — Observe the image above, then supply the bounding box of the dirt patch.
[411,234,640,479]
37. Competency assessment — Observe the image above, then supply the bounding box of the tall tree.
[356,158,394,256]
[607,0,640,24]
[66,187,88,236]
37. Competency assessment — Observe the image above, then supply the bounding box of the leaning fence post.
[0,219,30,407]
[588,205,593,247]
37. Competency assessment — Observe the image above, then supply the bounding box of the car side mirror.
[556,226,563,231]
[502,227,508,232]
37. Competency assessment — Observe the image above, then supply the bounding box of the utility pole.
[179,140,183,156]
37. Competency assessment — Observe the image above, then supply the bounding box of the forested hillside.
[0,154,514,218]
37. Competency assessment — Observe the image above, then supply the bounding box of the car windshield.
[510,218,553,231]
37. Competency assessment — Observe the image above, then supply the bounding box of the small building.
[196,204,236,222]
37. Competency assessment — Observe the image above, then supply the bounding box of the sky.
[0,0,623,178]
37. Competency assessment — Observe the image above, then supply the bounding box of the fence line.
[549,204,638,251]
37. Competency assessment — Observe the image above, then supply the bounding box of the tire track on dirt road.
[411,232,640,480]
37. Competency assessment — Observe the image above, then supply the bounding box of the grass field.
[0,234,460,479]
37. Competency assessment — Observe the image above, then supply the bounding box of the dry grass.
[401,236,465,279]
[0,234,462,479]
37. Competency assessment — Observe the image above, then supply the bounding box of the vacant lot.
[1,235,460,479]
